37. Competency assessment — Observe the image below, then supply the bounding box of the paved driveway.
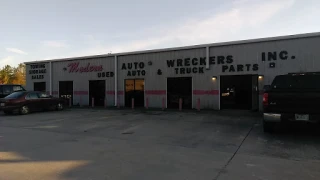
[0,109,320,180]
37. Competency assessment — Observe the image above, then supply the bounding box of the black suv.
[0,85,26,98]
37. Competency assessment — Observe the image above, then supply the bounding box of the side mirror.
[263,85,271,92]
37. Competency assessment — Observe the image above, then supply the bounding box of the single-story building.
[25,32,320,111]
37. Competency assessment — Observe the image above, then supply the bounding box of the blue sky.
[1,0,320,68]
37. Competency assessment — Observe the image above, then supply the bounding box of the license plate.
[0,103,4,107]
[295,114,309,121]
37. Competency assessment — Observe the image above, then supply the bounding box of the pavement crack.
[213,120,256,180]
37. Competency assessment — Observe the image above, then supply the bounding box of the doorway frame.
[124,78,145,107]
[219,74,259,110]
[58,80,74,106]
[88,80,106,107]
[166,76,193,109]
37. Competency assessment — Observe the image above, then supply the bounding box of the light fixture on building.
[258,75,264,79]
[212,76,217,80]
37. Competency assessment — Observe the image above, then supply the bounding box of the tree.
[0,64,26,85]
[12,64,26,85]
[0,65,14,84]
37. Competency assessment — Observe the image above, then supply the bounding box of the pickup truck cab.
[263,73,320,132]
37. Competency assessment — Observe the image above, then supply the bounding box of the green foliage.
[0,64,26,85]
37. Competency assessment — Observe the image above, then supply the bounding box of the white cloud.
[74,0,295,55]
[0,56,15,68]
[43,41,69,48]
[36,0,296,61]
[6,48,27,55]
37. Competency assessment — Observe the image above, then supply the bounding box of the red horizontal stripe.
[193,90,205,95]
[74,91,88,95]
[117,91,124,95]
[193,90,219,95]
[145,90,166,95]
[208,90,219,95]
[106,91,115,95]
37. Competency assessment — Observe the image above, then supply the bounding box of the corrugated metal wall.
[51,56,115,106]
[209,36,320,110]
[25,35,320,110]
[26,62,50,92]
[117,48,218,109]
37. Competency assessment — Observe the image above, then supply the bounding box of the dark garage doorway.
[89,80,105,107]
[59,81,73,106]
[34,82,46,92]
[220,75,259,110]
[167,77,192,109]
[125,79,144,107]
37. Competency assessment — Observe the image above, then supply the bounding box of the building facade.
[25,32,320,111]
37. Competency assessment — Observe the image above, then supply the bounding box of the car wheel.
[20,105,30,115]
[56,102,64,111]
[3,111,13,115]
[263,121,276,133]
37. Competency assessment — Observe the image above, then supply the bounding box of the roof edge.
[24,31,320,64]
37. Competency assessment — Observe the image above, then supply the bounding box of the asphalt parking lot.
[1,109,320,180]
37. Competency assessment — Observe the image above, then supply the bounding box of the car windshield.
[271,75,320,89]
[4,92,26,99]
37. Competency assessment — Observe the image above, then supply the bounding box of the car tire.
[3,111,13,115]
[56,102,64,111]
[20,105,30,115]
[263,121,276,133]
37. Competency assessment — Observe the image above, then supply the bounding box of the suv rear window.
[5,92,26,99]
[0,85,25,96]
[13,85,25,91]
[2,86,12,95]
[272,75,320,89]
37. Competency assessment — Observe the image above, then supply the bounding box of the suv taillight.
[263,93,269,106]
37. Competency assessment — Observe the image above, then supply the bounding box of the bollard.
[132,98,134,109]
[197,98,200,111]
[179,98,182,111]
[117,97,120,108]
[69,98,72,107]
[92,97,94,108]
[146,97,149,109]
[162,97,165,110]
[79,95,82,107]
[104,98,107,108]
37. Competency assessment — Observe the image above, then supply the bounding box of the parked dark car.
[0,84,26,98]
[0,91,66,115]
[263,72,320,132]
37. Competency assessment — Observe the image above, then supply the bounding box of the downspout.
[206,46,210,70]
[114,55,118,106]
[49,61,52,95]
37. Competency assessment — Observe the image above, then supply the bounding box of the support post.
[132,98,134,109]
[146,97,149,109]
[162,97,165,110]
[79,95,82,107]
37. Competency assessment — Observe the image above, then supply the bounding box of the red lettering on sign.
[67,62,103,73]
